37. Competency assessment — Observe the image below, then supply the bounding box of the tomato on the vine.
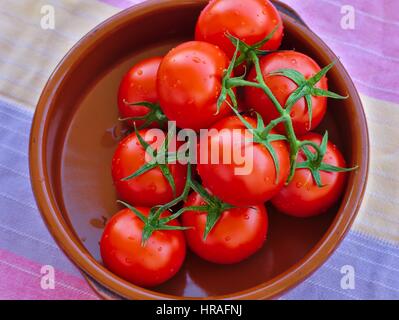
[195,0,283,59]
[245,51,328,135]
[181,191,268,264]
[157,41,233,131]
[272,133,348,217]
[111,129,187,207]
[117,57,165,128]
[196,116,290,206]
[100,208,186,287]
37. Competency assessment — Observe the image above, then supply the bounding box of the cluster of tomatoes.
[100,0,353,288]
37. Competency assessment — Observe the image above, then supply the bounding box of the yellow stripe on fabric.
[352,94,399,244]
[0,0,119,108]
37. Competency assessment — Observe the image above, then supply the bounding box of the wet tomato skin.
[195,0,283,59]
[196,116,290,206]
[117,57,162,128]
[100,208,186,287]
[181,191,268,264]
[245,51,328,135]
[111,129,187,207]
[272,133,347,217]
[157,41,233,131]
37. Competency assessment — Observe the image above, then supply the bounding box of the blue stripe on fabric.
[0,97,398,299]
[0,99,81,277]
[284,232,399,299]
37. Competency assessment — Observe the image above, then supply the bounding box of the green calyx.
[120,100,167,129]
[188,179,235,240]
[296,132,358,187]
[119,165,193,245]
[226,25,279,68]
[121,125,186,197]
[229,105,287,183]
[269,63,348,130]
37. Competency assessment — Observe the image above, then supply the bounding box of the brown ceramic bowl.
[30,0,369,299]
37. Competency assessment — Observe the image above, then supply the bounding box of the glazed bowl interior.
[30,0,368,299]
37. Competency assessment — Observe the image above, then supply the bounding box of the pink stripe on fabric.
[0,249,98,300]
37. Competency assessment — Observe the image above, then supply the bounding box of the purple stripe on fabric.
[99,0,142,9]
[282,0,399,103]
[284,231,399,300]
[317,0,399,23]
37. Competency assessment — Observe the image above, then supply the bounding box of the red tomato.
[157,41,232,131]
[272,133,347,217]
[181,191,268,264]
[195,0,283,59]
[111,129,187,207]
[196,116,290,206]
[245,51,328,135]
[100,208,186,287]
[117,57,162,128]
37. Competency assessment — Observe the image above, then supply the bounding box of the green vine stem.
[116,30,358,244]
[119,163,236,243]
[119,164,193,245]
[121,124,180,196]
[219,33,350,183]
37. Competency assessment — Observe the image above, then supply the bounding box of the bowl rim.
[29,0,369,300]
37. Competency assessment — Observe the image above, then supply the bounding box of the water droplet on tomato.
[137,69,143,76]
[296,182,303,188]
[291,59,297,65]
[244,215,249,220]
[192,57,201,64]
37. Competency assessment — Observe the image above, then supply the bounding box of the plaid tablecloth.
[0,0,398,299]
